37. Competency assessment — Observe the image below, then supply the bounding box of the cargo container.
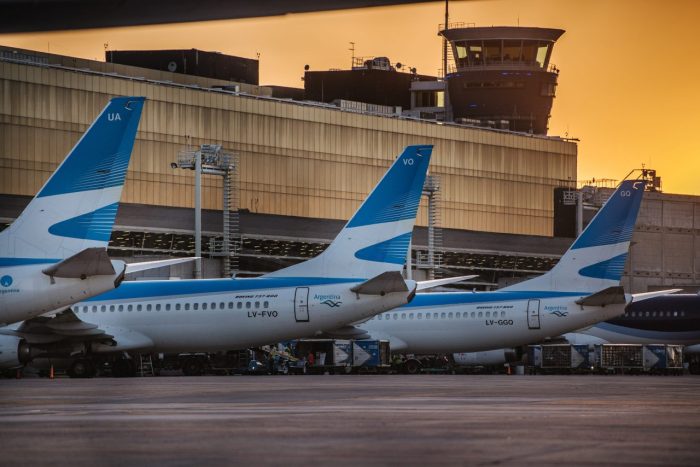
[595,344,645,373]
[352,340,391,372]
[643,344,684,374]
[528,344,684,375]
[528,344,591,374]
[294,339,353,374]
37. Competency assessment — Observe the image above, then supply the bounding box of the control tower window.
[503,40,522,64]
[521,41,551,68]
[484,40,501,65]
[454,41,468,68]
[536,43,549,67]
[455,41,467,59]
[467,41,483,66]
[521,41,537,66]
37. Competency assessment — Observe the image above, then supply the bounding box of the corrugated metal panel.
[0,60,577,237]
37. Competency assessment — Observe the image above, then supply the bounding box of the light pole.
[194,150,202,278]
[173,144,238,279]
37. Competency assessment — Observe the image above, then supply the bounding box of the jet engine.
[453,349,517,367]
[0,335,31,369]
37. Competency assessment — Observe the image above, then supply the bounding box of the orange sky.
[1,0,698,194]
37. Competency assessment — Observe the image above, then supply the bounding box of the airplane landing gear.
[68,358,96,378]
[112,358,135,377]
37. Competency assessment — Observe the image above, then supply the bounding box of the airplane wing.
[0,309,152,352]
[350,271,410,295]
[415,275,478,291]
[0,309,114,345]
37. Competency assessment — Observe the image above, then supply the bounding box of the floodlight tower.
[173,144,240,278]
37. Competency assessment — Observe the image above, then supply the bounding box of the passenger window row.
[76,300,271,313]
[372,310,507,320]
[625,310,686,318]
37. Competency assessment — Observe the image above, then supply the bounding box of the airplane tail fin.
[0,96,145,263]
[264,145,433,279]
[503,178,646,293]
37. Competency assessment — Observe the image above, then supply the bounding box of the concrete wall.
[624,192,700,293]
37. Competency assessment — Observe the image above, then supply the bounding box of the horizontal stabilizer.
[416,275,478,291]
[124,257,199,275]
[42,247,115,278]
[350,271,409,295]
[631,289,682,303]
[575,286,626,307]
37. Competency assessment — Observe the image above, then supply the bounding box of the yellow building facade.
[0,51,577,237]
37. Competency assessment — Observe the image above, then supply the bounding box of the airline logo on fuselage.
[315,294,342,308]
[544,305,569,317]
[0,275,19,295]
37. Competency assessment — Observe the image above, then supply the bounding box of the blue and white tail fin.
[504,178,645,293]
[264,145,433,279]
[0,96,145,263]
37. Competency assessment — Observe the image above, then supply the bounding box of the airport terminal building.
[0,42,698,293]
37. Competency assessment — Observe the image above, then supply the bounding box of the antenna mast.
[442,0,449,77]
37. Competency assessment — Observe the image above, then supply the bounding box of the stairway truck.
[294,339,353,374]
[352,340,391,372]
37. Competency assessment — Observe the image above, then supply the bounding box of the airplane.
[351,177,669,356]
[0,144,434,377]
[0,96,192,328]
[434,293,699,374]
[563,293,700,347]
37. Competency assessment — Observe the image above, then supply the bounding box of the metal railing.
[0,54,571,142]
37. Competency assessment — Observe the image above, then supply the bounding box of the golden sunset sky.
[1,0,698,194]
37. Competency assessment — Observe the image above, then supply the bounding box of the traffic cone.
[49,364,54,380]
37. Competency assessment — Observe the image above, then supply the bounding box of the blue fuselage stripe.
[401,291,583,308]
[85,277,364,302]
[0,258,60,267]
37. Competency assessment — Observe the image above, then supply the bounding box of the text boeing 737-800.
[0,145,432,376]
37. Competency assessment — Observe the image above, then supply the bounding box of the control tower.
[440,26,564,134]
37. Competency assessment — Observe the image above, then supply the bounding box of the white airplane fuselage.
[0,262,125,325]
[362,292,627,354]
[74,278,415,353]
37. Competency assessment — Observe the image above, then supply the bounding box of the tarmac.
[1,375,699,466]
